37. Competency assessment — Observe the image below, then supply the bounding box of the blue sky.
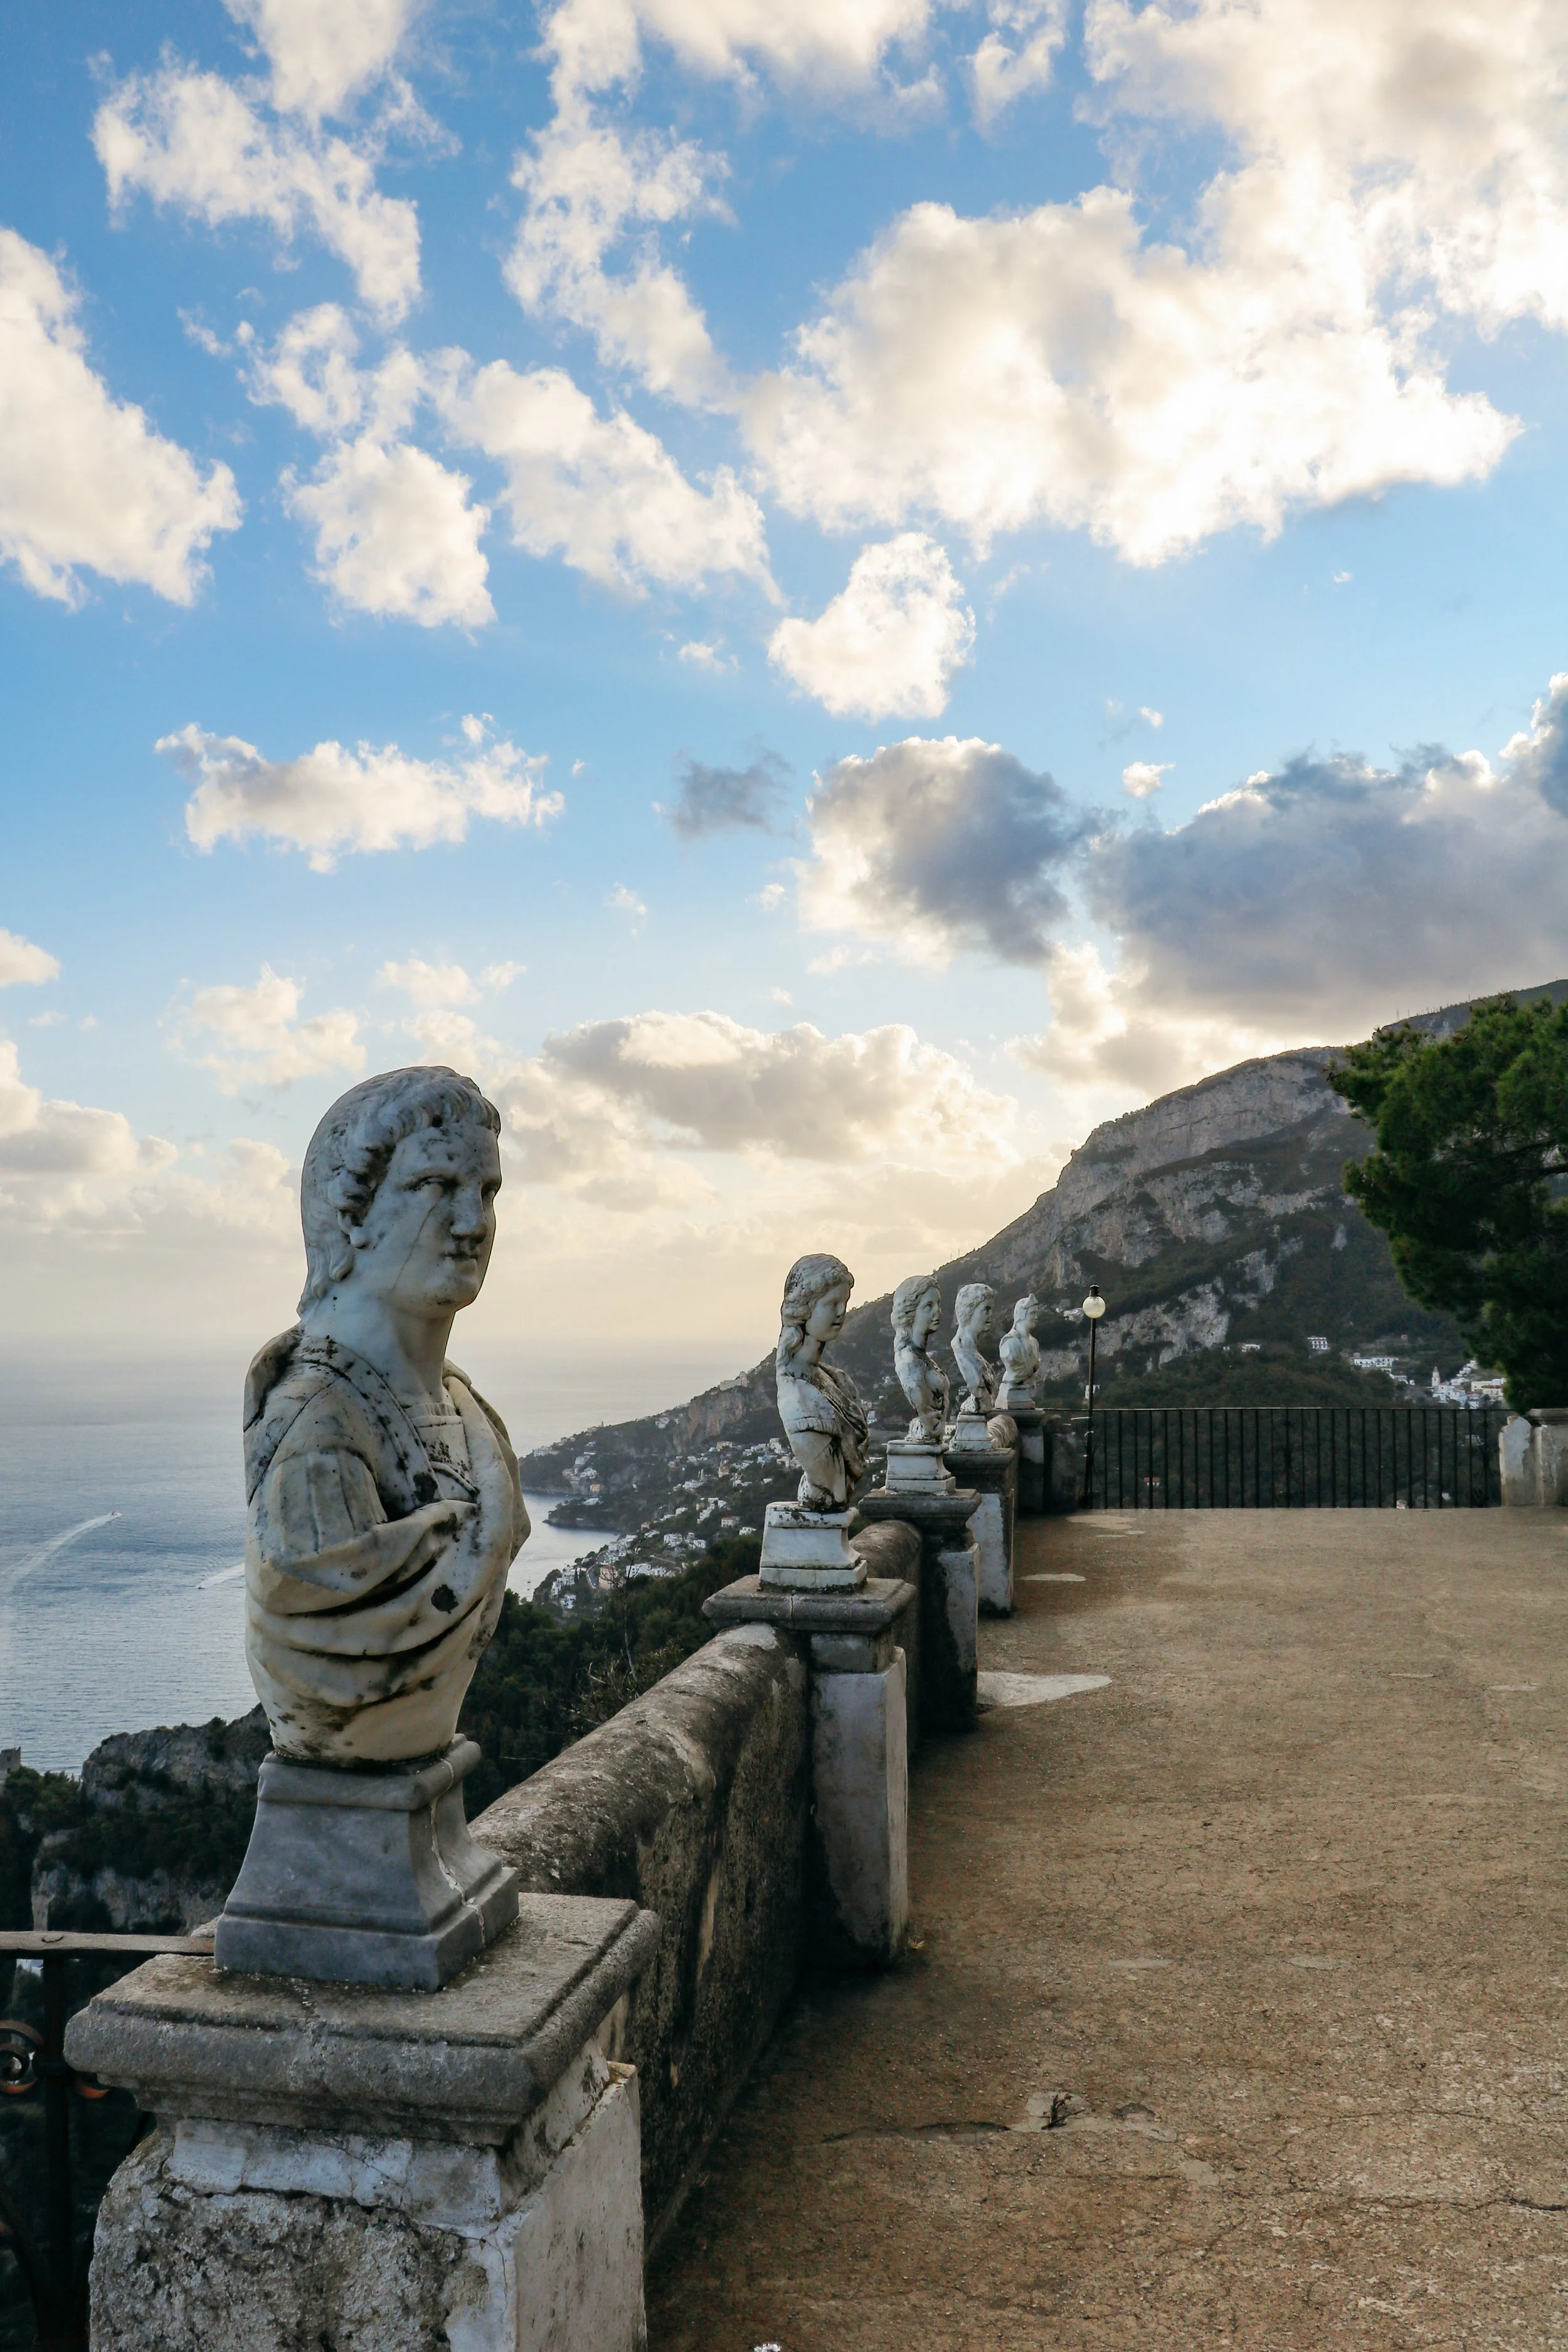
[4,0,1568,1359]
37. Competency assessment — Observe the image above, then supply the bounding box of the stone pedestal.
[942,1419,1018,1618]
[215,1737,518,1991]
[703,1577,915,1968]
[66,1894,660,2352]
[1501,1410,1568,1507]
[882,1438,955,1495]
[1005,1401,1047,1516]
[758,1502,865,1589]
[857,1488,980,1733]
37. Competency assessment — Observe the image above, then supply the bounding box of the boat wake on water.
[195,1561,246,1591]
[3,1510,122,1592]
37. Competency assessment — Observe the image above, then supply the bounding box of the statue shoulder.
[243,1333,383,1502]
[776,1367,842,1433]
[443,1362,518,1461]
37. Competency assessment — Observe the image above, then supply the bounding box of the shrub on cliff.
[459,1532,760,1814]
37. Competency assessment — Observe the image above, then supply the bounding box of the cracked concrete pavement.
[647,1506,1568,2349]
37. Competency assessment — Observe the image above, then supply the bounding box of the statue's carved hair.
[777,1252,854,1372]
[891,1273,941,1337]
[954,1280,995,1326]
[297,1066,501,1312]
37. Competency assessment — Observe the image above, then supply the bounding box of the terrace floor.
[648,1505,1568,2351]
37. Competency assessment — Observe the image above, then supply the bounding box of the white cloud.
[749,0,1568,564]
[243,303,379,438]
[542,0,938,98]
[509,0,942,405]
[506,114,728,405]
[224,0,421,119]
[287,435,494,627]
[1084,0,1568,340]
[95,65,421,323]
[799,734,1091,965]
[0,931,61,988]
[0,1041,171,1179]
[1140,707,1163,728]
[432,356,773,597]
[970,0,1069,125]
[1121,760,1168,798]
[0,230,240,606]
[172,965,365,1094]
[492,1010,1015,1202]
[162,717,562,869]
[1084,741,1568,1037]
[376,957,480,1007]
[1012,670,1568,1108]
[1011,939,1281,1104]
[606,883,647,922]
[677,638,733,671]
[768,534,973,718]
[747,188,1517,564]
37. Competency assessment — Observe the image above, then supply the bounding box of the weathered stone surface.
[944,1431,1017,1616]
[859,1490,979,1734]
[214,1737,517,1990]
[90,2045,646,2352]
[66,1894,658,2143]
[809,1658,908,1970]
[852,1520,923,1759]
[758,1500,865,1587]
[472,1626,809,2242]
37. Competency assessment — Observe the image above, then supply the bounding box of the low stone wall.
[472,1623,810,2243]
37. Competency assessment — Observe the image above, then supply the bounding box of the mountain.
[519,983,1566,1552]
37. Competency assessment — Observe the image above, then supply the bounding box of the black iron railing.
[0,1929,213,2352]
[1083,1405,1508,1510]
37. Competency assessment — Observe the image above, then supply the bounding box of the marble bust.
[242,1067,529,1764]
[998,1294,1042,1403]
[891,1274,948,1441]
[952,1281,999,1418]
[774,1252,869,1511]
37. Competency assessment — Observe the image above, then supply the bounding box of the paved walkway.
[648,1508,1568,2351]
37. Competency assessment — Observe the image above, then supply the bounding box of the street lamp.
[1079,1284,1106,1507]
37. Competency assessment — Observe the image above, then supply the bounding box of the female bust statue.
[891,1273,948,1440]
[241,1067,529,1766]
[998,1294,1042,1399]
[952,1281,999,1417]
[775,1253,869,1511]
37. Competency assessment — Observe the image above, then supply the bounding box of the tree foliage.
[1329,996,1568,1408]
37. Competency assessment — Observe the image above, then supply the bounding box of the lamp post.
[1079,1284,1106,1508]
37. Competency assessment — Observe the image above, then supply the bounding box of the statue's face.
[912,1288,941,1347]
[347,1121,502,1316]
[960,1293,992,1337]
[805,1279,852,1345]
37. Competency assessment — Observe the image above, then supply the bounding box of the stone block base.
[215,1737,518,1990]
[858,1490,979,1733]
[810,1655,908,1968]
[758,1503,866,1589]
[970,1491,1010,1614]
[89,2043,647,2352]
[1502,1411,1568,1507]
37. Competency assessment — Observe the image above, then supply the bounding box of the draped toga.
[776,1360,869,1504]
[242,1330,529,1764]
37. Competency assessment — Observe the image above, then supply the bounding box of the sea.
[0,1340,752,1774]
